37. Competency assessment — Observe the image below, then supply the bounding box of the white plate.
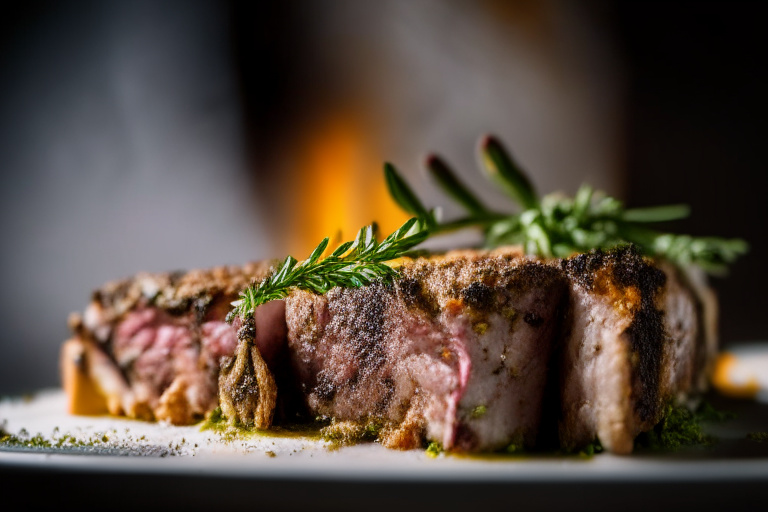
[2,388,768,478]
[0,384,768,512]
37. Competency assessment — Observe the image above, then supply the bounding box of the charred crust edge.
[563,246,668,424]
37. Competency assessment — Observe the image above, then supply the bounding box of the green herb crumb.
[579,440,604,458]
[0,429,52,449]
[425,441,443,458]
[470,405,487,419]
[0,428,98,450]
[364,422,383,438]
[695,401,736,422]
[200,407,227,431]
[747,432,768,443]
[199,407,270,442]
[321,419,382,449]
[635,402,724,451]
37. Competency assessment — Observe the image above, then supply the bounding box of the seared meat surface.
[286,248,568,451]
[557,247,711,454]
[62,261,287,424]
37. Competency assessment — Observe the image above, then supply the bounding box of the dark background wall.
[0,0,272,394]
[0,1,765,394]
[613,3,766,344]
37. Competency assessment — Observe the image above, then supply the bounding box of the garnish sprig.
[385,135,748,273]
[228,218,428,321]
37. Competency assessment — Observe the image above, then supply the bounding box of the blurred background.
[0,0,765,395]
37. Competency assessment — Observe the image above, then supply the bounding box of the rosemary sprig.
[228,217,428,321]
[385,135,748,273]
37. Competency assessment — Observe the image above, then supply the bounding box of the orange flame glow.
[286,115,409,256]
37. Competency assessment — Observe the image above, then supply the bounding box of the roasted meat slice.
[285,248,569,451]
[61,245,715,454]
[61,262,288,425]
[557,247,714,454]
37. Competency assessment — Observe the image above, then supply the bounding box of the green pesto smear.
[198,401,734,457]
[432,401,732,459]
[634,401,734,452]
[320,419,382,450]
[200,407,324,442]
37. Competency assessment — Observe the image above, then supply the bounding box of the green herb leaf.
[302,238,329,267]
[384,162,433,227]
[572,184,593,222]
[426,154,489,216]
[479,135,539,210]
[622,204,690,223]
